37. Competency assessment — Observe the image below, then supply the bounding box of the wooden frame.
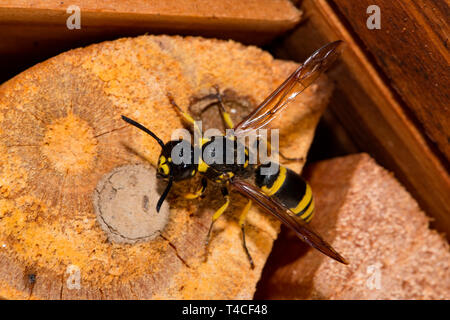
[274,0,450,237]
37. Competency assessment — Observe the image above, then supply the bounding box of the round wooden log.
[0,35,332,299]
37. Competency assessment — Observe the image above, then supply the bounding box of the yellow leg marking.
[180,110,201,134]
[291,183,313,214]
[239,199,252,227]
[222,112,234,129]
[184,188,204,199]
[239,199,254,269]
[261,166,287,196]
[168,93,202,143]
[205,188,229,249]
[184,178,206,199]
[184,193,199,199]
[213,85,234,129]
[212,195,230,221]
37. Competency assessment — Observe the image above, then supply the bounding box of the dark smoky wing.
[234,41,343,136]
[231,179,348,264]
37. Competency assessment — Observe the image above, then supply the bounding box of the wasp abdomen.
[254,162,315,222]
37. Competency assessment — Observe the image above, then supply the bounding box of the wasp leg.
[190,86,235,130]
[213,85,234,129]
[167,93,202,143]
[279,154,305,162]
[257,137,305,163]
[205,187,230,248]
[184,178,207,199]
[239,199,255,269]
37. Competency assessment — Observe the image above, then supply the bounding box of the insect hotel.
[0,1,448,300]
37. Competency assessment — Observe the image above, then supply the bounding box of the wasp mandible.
[122,41,348,268]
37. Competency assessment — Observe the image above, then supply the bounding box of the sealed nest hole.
[172,88,256,221]
[188,87,255,133]
[93,164,170,244]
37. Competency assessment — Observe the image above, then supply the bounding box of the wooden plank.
[330,0,450,163]
[273,0,450,237]
[0,0,301,35]
[0,0,302,82]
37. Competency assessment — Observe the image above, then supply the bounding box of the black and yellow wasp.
[121,41,348,268]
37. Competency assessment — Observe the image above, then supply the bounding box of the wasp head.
[157,139,197,181]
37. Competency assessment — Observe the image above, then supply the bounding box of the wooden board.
[330,0,450,162]
[0,35,332,299]
[273,0,450,238]
[0,0,301,83]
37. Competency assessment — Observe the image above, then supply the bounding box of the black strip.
[302,205,315,223]
[0,300,439,318]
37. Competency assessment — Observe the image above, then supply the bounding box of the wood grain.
[273,0,450,237]
[330,0,450,162]
[0,0,301,83]
[0,35,331,299]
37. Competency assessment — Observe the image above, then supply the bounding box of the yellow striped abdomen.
[254,162,315,223]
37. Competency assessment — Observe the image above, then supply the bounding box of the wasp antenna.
[121,115,165,148]
[156,177,173,213]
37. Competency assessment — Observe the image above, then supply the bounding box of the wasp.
[122,41,348,268]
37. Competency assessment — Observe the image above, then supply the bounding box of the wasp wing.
[231,179,348,264]
[233,41,343,136]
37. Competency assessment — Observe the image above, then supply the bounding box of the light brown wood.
[273,0,450,238]
[0,0,302,83]
[256,153,450,299]
[0,35,332,299]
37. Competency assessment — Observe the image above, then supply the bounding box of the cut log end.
[0,35,333,299]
